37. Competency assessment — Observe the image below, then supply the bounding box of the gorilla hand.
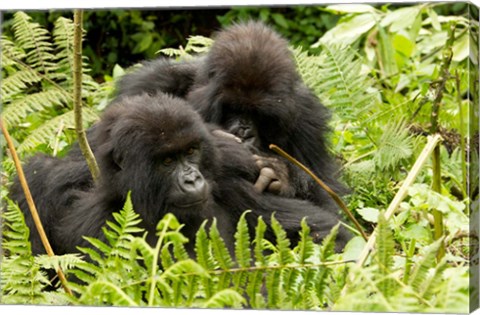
[253,154,295,197]
[211,129,242,144]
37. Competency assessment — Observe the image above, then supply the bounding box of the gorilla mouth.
[173,198,207,208]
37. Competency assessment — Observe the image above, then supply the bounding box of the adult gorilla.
[9,93,350,257]
[116,21,347,216]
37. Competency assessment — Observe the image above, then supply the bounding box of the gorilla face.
[95,93,219,224]
[161,144,210,210]
[223,113,261,153]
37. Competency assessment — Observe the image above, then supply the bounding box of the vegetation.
[1,3,477,312]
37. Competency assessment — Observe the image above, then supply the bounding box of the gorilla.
[9,93,350,258]
[115,21,347,217]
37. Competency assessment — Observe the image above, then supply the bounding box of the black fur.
[115,21,348,215]
[9,93,350,258]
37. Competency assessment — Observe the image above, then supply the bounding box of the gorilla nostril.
[182,172,206,193]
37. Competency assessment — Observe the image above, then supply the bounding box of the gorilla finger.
[268,180,283,194]
[212,129,242,143]
[253,167,276,193]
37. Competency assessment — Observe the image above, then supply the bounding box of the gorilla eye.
[163,157,174,166]
[186,147,196,155]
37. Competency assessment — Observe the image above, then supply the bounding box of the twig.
[73,9,100,181]
[269,144,368,241]
[0,119,72,295]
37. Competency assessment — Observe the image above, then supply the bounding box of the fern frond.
[1,69,42,100]
[34,253,84,273]
[1,199,50,304]
[202,288,245,308]
[2,89,70,128]
[103,193,143,247]
[2,199,32,256]
[253,216,267,267]
[52,17,76,74]
[408,237,444,292]
[374,120,414,171]
[234,210,252,268]
[270,214,293,265]
[375,212,396,296]
[1,35,26,67]
[12,11,56,75]
[315,44,378,120]
[17,107,99,153]
[209,219,234,270]
[231,211,251,290]
[315,224,339,302]
[209,219,233,291]
[161,259,210,280]
[78,281,138,306]
[419,258,447,299]
[293,47,323,92]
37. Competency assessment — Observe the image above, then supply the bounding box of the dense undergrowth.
[1,4,478,312]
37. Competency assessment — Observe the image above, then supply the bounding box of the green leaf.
[380,6,421,32]
[209,219,234,270]
[316,13,377,45]
[271,13,289,29]
[393,33,415,58]
[161,259,210,279]
[357,207,380,223]
[452,33,469,62]
[399,224,431,244]
[234,211,251,268]
[203,289,245,308]
[342,236,367,262]
[326,4,376,14]
[377,25,399,77]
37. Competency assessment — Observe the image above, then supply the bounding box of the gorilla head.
[189,21,304,151]
[186,21,345,207]
[94,94,218,225]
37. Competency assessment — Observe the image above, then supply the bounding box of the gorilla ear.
[111,148,124,171]
[97,136,124,172]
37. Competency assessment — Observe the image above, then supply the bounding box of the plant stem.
[429,24,455,261]
[0,119,72,296]
[455,71,468,201]
[73,9,100,181]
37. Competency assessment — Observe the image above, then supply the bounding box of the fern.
[310,44,379,121]
[373,120,415,171]
[11,11,56,74]
[375,212,397,297]
[1,199,50,304]
[407,237,444,292]
[1,11,104,157]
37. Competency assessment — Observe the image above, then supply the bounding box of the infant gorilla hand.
[253,154,295,197]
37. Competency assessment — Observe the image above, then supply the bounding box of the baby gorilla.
[10,93,350,258]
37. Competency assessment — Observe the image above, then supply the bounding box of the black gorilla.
[10,93,350,257]
[116,21,347,216]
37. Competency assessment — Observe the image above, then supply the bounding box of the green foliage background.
[1,3,478,313]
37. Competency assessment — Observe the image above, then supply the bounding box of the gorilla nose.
[182,171,207,194]
[238,126,253,139]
